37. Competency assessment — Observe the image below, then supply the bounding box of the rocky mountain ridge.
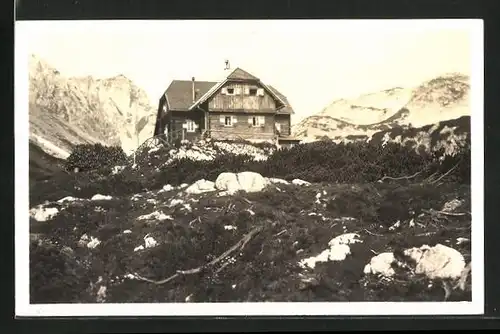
[29,54,157,158]
[292,73,470,143]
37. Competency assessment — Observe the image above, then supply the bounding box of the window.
[249,88,258,96]
[226,88,235,95]
[225,116,232,126]
[249,116,265,127]
[186,120,196,132]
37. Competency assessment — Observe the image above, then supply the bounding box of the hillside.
[29,138,471,304]
[29,54,157,158]
[292,73,470,143]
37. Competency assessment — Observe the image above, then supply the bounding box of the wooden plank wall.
[208,112,275,141]
[208,83,276,112]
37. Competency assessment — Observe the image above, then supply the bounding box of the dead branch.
[130,226,263,285]
[378,170,423,183]
[274,229,287,237]
[362,229,384,237]
[428,161,461,185]
[422,209,470,217]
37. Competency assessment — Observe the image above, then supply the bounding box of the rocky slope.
[293,73,470,143]
[29,54,157,158]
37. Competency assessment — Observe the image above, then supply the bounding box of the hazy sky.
[19,20,475,123]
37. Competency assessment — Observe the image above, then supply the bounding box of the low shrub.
[65,143,128,172]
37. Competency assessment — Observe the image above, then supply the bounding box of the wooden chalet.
[153,67,300,147]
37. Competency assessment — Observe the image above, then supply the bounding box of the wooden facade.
[154,67,300,146]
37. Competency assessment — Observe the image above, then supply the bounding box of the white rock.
[292,179,311,186]
[134,245,145,252]
[215,172,240,194]
[456,237,470,245]
[96,285,107,302]
[91,194,113,201]
[363,252,396,276]
[267,177,290,185]
[389,220,401,231]
[137,210,173,221]
[237,171,270,193]
[299,233,362,269]
[57,196,79,204]
[123,230,132,234]
[178,183,189,189]
[215,171,270,194]
[404,244,466,279]
[160,184,174,192]
[169,199,184,207]
[442,199,464,212]
[111,166,126,175]
[246,209,255,216]
[185,179,217,194]
[87,237,101,249]
[144,236,158,248]
[224,225,237,230]
[328,233,362,247]
[29,205,59,222]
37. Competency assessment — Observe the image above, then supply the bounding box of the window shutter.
[232,116,238,124]
[221,88,227,95]
[258,116,265,126]
[244,87,250,95]
[235,87,241,95]
[220,116,225,124]
[257,88,265,96]
[248,116,253,124]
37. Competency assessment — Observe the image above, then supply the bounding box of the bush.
[65,144,128,172]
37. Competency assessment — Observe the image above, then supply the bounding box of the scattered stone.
[137,211,173,221]
[134,245,145,252]
[29,205,59,222]
[123,230,132,234]
[185,179,217,194]
[57,196,80,204]
[111,166,126,175]
[87,237,101,249]
[267,177,290,185]
[442,199,464,212]
[363,252,397,276]
[159,184,174,192]
[224,225,237,230]
[144,235,158,248]
[456,237,470,245]
[292,179,311,186]
[299,233,362,269]
[91,194,113,201]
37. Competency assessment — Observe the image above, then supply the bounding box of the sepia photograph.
[15,19,484,316]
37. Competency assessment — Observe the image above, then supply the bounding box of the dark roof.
[163,68,294,114]
[227,68,259,81]
[164,80,216,111]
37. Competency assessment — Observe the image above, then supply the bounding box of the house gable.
[161,68,294,115]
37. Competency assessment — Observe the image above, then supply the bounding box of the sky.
[19,19,476,124]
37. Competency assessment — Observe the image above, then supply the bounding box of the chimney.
[192,77,196,103]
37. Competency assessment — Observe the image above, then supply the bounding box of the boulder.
[404,243,466,279]
[215,171,270,194]
[364,244,466,280]
[185,179,217,194]
[236,171,270,193]
[363,252,397,276]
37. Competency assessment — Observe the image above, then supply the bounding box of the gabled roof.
[226,68,259,81]
[163,67,294,114]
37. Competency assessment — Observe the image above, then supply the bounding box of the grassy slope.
[30,180,471,303]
